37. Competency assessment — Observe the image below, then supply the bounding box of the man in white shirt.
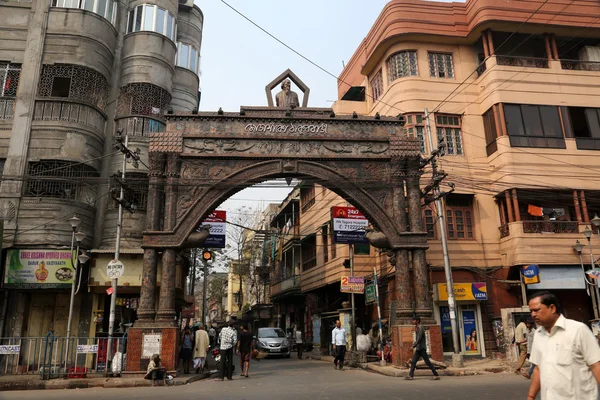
[527,291,600,400]
[331,320,347,370]
[515,319,529,374]
[295,327,304,359]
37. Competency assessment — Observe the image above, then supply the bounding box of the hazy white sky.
[200,0,459,212]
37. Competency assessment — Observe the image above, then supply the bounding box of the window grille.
[25,160,98,203]
[0,63,21,97]
[428,52,454,79]
[435,115,463,155]
[37,65,109,110]
[109,172,148,211]
[370,69,383,101]
[403,113,426,154]
[116,83,172,118]
[387,51,418,82]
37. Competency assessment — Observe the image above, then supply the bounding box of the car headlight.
[259,340,268,347]
[282,339,289,346]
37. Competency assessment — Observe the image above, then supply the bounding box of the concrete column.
[512,189,521,222]
[137,153,165,322]
[551,34,559,61]
[498,104,508,136]
[499,200,507,225]
[505,191,515,223]
[486,30,495,55]
[492,105,502,137]
[406,171,432,319]
[482,31,490,58]
[156,154,180,325]
[581,190,590,223]
[573,190,583,223]
[544,34,553,62]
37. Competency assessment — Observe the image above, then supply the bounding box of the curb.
[0,372,213,392]
[366,363,510,378]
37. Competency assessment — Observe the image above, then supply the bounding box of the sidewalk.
[305,351,512,377]
[0,370,213,391]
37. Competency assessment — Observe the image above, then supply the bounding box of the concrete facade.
[0,0,203,342]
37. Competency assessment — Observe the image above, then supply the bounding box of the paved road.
[2,357,531,400]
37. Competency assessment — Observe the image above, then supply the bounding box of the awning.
[527,266,586,290]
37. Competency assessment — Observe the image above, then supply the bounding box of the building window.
[482,107,498,156]
[300,184,315,213]
[38,64,110,110]
[387,51,418,82]
[176,42,201,75]
[436,115,463,155]
[404,114,426,153]
[428,52,454,79]
[445,195,474,240]
[424,207,435,238]
[126,4,176,42]
[25,160,98,203]
[301,235,317,271]
[0,63,21,97]
[568,107,600,150]
[370,69,383,101]
[322,224,329,264]
[52,0,117,24]
[504,104,565,149]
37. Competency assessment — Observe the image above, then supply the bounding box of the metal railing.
[115,115,166,138]
[496,56,549,68]
[522,220,579,234]
[560,59,600,72]
[499,224,510,238]
[0,97,15,120]
[33,99,106,132]
[0,334,127,378]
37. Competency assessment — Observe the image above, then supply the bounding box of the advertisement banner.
[462,310,479,355]
[341,276,365,294]
[522,264,541,284]
[199,210,226,248]
[365,284,376,304]
[0,345,20,355]
[331,206,368,244]
[4,250,75,289]
[438,282,487,301]
[77,345,98,354]
[439,306,452,333]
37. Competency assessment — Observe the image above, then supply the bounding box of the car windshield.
[258,328,285,338]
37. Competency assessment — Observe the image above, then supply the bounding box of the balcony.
[270,275,300,299]
[115,115,165,138]
[522,220,579,234]
[496,56,549,69]
[0,98,14,120]
[561,59,600,72]
[33,98,106,133]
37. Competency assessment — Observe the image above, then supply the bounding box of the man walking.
[527,291,600,400]
[193,324,210,374]
[236,323,253,378]
[215,321,237,381]
[295,326,304,359]
[523,320,535,379]
[515,318,529,374]
[332,320,347,370]
[405,316,440,380]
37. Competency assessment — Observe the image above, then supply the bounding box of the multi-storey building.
[279,0,600,359]
[0,0,203,340]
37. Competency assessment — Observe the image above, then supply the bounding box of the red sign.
[203,210,227,222]
[331,206,366,219]
[199,210,227,248]
[106,287,114,295]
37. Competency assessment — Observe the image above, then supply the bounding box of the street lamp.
[592,214,600,240]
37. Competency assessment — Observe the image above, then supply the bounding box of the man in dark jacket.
[405,316,440,380]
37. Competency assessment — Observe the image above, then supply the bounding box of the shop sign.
[440,306,451,333]
[365,283,376,304]
[341,276,364,294]
[199,210,226,248]
[142,334,162,358]
[0,345,20,354]
[4,249,75,289]
[77,345,98,354]
[522,264,541,284]
[331,206,368,244]
[438,282,487,301]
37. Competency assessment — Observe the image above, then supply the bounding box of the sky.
[199,0,459,213]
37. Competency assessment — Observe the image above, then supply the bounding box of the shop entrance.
[437,303,485,357]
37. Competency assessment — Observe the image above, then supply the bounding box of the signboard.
[4,250,75,289]
[365,283,376,304]
[199,210,226,248]
[438,282,487,301]
[587,268,600,280]
[0,345,20,355]
[107,260,125,279]
[331,206,368,244]
[462,309,479,355]
[522,264,541,284]
[341,276,365,294]
[440,306,451,333]
[142,334,162,358]
[106,287,114,295]
[77,344,98,354]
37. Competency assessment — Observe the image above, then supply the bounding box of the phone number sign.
[341,276,365,294]
[199,210,226,248]
[331,206,368,244]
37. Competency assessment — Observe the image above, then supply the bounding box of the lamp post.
[592,214,600,241]
[573,240,598,319]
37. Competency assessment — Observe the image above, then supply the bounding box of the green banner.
[365,283,376,305]
[4,249,75,289]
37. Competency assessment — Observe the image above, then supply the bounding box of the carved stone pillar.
[156,154,180,325]
[391,160,414,323]
[138,153,165,323]
[407,170,432,320]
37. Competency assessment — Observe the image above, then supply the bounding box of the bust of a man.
[275,79,300,109]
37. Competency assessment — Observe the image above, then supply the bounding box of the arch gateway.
[125,74,442,371]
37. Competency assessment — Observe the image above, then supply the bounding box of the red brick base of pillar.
[125,327,179,373]
[391,324,443,367]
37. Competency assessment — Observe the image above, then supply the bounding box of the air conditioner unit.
[178,0,194,9]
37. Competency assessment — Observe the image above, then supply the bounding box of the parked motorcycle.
[211,347,234,373]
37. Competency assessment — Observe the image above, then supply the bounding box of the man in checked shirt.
[216,321,237,381]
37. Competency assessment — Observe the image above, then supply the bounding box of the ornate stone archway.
[126,104,439,371]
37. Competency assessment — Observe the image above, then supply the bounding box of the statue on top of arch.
[275,79,300,109]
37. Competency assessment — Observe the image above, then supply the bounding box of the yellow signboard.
[4,249,76,288]
[438,282,487,301]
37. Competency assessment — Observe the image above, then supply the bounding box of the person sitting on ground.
[145,354,166,386]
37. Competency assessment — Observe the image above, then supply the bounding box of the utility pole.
[349,244,356,352]
[106,134,140,374]
[423,108,463,368]
[202,257,209,326]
